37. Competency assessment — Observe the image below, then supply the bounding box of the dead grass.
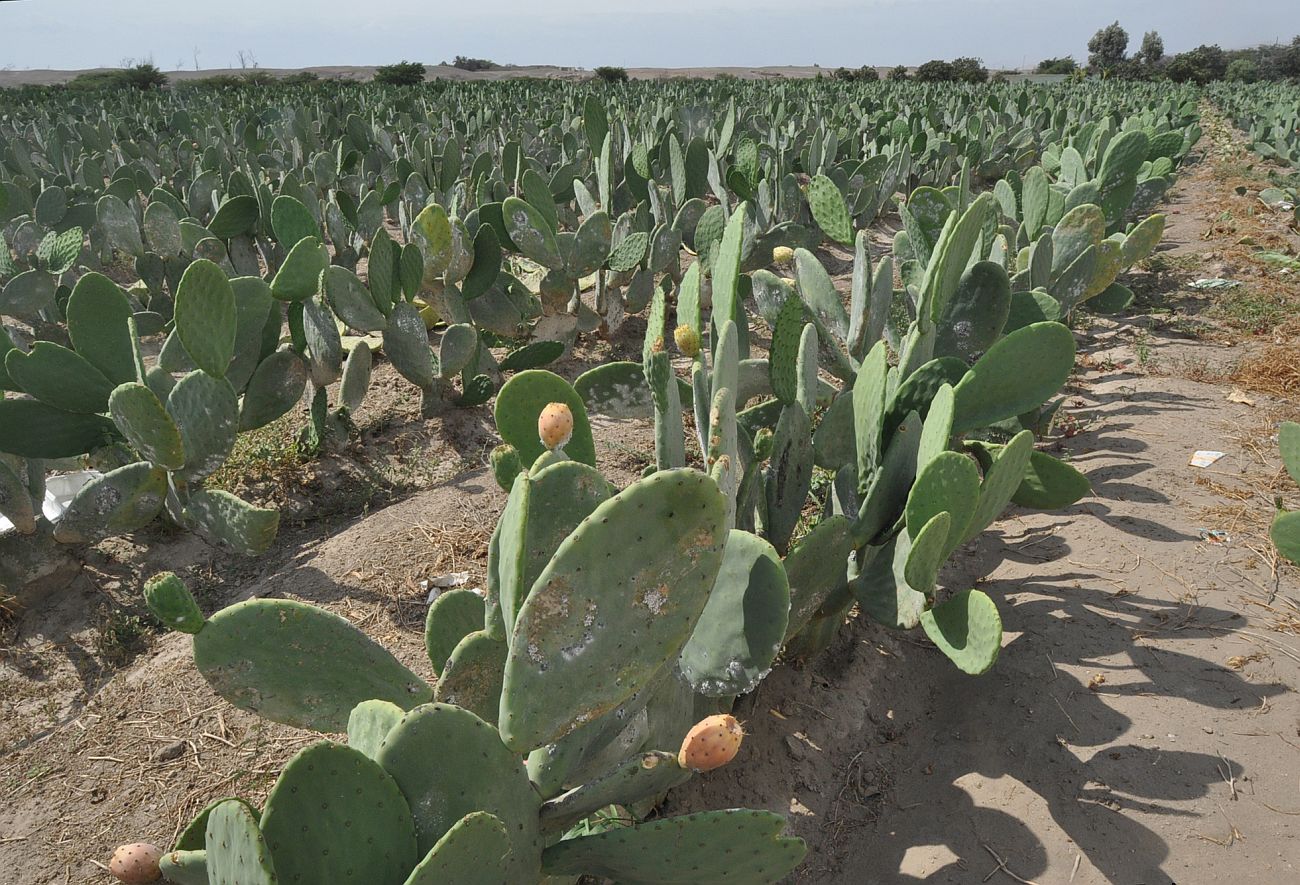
[1229,343,1300,399]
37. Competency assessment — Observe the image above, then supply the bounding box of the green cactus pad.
[383,301,436,390]
[794,248,851,344]
[540,809,806,884]
[853,534,927,630]
[951,322,1075,435]
[403,812,512,885]
[66,272,137,385]
[1277,422,1299,485]
[239,349,309,431]
[768,295,805,405]
[347,699,405,761]
[490,444,522,492]
[323,265,388,332]
[783,515,854,641]
[143,571,205,634]
[340,340,372,414]
[853,341,890,480]
[608,231,649,273]
[425,588,486,676]
[260,741,418,885]
[679,529,789,697]
[433,629,507,725]
[438,323,478,378]
[1120,214,1166,266]
[711,205,747,335]
[494,370,595,468]
[0,399,119,458]
[109,382,185,469]
[159,849,208,885]
[903,511,952,597]
[271,237,330,302]
[377,703,542,877]
[177,797,260,851]
[500,470,727,753]
[271,195,320,246]
[1010,449,1091,510]
[961,430,1034,540]
[96,194,144,258]
[764,404,813,556]
[498,461,611,635]
[906,451,981,557]
[5,342,115,413]
[503,196,563,270]
[192,597,430,731]
[52,462,167,544]
[498,340,564,373]
[166,370,239,481]
[183,488,278,555]
[569,211,612,277]
[175,259,237,378]
[1273,511,1300,565]
[576,361,654,419]
[807,174,853,245]
[205,799,277,885]
[540,752,691,835]
[920,589,1003,675]
[934,261,1012,364]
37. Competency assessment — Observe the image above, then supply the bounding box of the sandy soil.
[1,107,1298,884]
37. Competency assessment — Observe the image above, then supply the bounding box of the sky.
[0,0,1295,72]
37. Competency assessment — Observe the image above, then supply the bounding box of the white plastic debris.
[419,571,471,604]
[1187,278,1240,290]
[0,470,99,536]
[1188,451,1226,468]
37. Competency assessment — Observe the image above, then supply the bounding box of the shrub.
[122,63,167,90]
[1165,44,1228,84]
[374,61,426,86]
[888,65,910,81]
[1226,58,1259,83]
[1036,56,1078,75]
[67,63,166,92]
[451,56,498,72]
[593,66,629,84]
[915,60,957,82]
[832,66,880,82]
[281,71,321,86]
[951,57,988,83]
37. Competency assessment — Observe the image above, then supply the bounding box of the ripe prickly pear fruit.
[109,842,163,884]
[538,402,574,451]
[772,245,795,266]
[674,324,701,358]
[678,714,745,772]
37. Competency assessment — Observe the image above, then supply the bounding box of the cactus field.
[1,72,1299,884]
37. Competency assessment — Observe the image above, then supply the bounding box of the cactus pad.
[920,589,1003,675]
[539,752,691,834]
[403,812,512,885]
[109,382,186,470]
[204,799,277,885]
[679,529,789,696]
[192,598,431,731]
[500,469,728,752]
[424,588,487,676]
[433,630,507,725]
[51,461,167,544]
[347,699,405,761]
[951,322,1075,435]
[175,259,237,378]
[540,808,806,884]
[494,370,595,468]
[259,741,418,885]
[377,703,542,878]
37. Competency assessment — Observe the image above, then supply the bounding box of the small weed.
[1206,288,1290,334]
[93,607,155,667]
[207,411,306,495]
[1134,330,1152,367]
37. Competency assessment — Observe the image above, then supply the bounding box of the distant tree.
[951,57,989,83]
[914,59,958,82]
[451,56,498,72]
[593,66,629,84]
[1226,58,1259,82]
[1088,21,1129,72]
[1165,45,1228,84]
[832,65,880,82]
[1036,56,1079,74]
[1280,36,1300,79]
[1138,31,1165,66]
[888,65,910,81]
[122,63,167,90]
[374,61,426,86]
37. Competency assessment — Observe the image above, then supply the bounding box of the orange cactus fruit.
[109,842,163,884]
[678,714,745,772]
[537,402,574,451]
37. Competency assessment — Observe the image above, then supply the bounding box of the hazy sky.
[0,0,1294,71]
